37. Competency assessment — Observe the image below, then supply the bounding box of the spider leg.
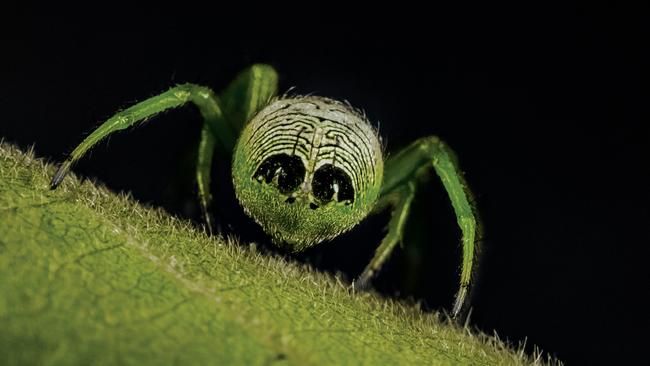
[356,181,416,290]
[219,64,279,138]
[196,123,217,234]
[358,136,482,318]
[194,64,278,233]
[50,65,278,233]
[50,83,230,188]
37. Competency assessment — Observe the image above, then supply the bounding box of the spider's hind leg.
[194,64,278,234]
[356,182,416,290]
[357,136,482,319]
[196,123,218,234]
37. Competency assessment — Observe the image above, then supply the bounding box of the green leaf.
[0,142,550,365]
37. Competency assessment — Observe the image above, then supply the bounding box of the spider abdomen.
[232,96,384,250]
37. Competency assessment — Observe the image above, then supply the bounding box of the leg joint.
[173,83,216,103]
[415,135,444,156]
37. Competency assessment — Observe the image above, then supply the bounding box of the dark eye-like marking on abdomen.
[253,154,306,194]
[312,164,354,204]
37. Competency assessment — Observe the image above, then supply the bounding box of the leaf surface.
[0,143,539,365]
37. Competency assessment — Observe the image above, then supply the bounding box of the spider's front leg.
[50,83,231,189]
[50,64,278,233]
[357,136,482,318]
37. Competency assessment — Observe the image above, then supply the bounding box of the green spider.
[51,64,481,318]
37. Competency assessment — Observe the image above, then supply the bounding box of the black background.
[2,6,649,365]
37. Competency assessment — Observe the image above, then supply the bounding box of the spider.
[50,64,481,318]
